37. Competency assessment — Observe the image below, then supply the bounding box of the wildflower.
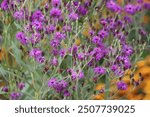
[136,0,143,3]
[63,90,71,97]
[36,56,45,63]
[13,10,24,20]
[111,64,118,72]
[54,32,66,40]
[94,66,106,75]
[106,0,121,12]
[59,80,68,89]
[71,71,78,80]
[10,92,22,100]
[50,8,62,18]
[16,32,28,45]
[46,25,56,34]
[2,86,9,92]
[69,12,79,21]
[51,0,60,7]
[31,20,43,31]
[77,53,84,60]
[116,81,127,90]
[78,71,84,79]
[59,49,66,57]
[124,4,137,15]
[98,29,109,40]
[122,44,134,56]
[31,32,42,44]
[143,3,150,10]
[0,0,9,11]
[51,57,58,66]
[31,10,45,22]
[17,82,25,90]
[77,5,87,16]
[48,78,58,88]
[92,36,101,45]
[50,39,60,47]
[29,48,42,58]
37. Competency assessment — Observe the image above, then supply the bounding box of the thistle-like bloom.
[124,4,137,15]
[69,12,79,21]
[78,71,84,79]
[48,78,58,88]
[31,20,43,31]
[0,0,9,11]
[51,0,60,7]
[94,66,106,75]
[106,0,121,12]
[31,10,45,22]
[98,29,109,40]
[116,81,127,90]
[16,32,28,45]
[50,8,62,18]
[17,82,25,90]
[2,86,9,92]
[13,10,24,20]
[92,36,100,44]
[51,57,58,66]
[10,92,22,100]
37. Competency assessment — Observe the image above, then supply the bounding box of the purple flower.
[36,56,45,63]
[31,20,43,30]
[29,48,42,58]
[124,16,133,24]
[71,71,78,80]
[31,32,42,44]
[16,32,28,45]
[2,86,9,92]
[59,80,68,89]
[124,4,137,15]
[116,81,127,90]
[92,36,101,45]
[63,25,72,32]
[10,92,22,100]
[77,53,84,60]
[143,3,150,10]
[51,0,60,7]
[139,29,147,36]
[48,78,58,88]
[50,39,60,47]
[77,5,87,16]
[51,57,58,66]
[0,0,9,11]
[111,64,118,72]
[106,0,121,12]
[98,29,109,40]
[137,0,143,3]
[63,90,71,97]
[59,49,66,57]
[54,32,66,40]
[46,25,56,34]
[78,71,84,79]
[13,10,24,20]
[17,82,25,90]
[31,10,45,22]
[50,8,62,18]
[69,12,79,21]
[94,66,106,75]
[122,45,134,56]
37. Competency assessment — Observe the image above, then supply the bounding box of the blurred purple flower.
[94,66,106,75]
[117,81,127,90]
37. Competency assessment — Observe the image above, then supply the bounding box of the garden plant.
[0,0,150,100]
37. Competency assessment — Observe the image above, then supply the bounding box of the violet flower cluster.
[0,0,149,100]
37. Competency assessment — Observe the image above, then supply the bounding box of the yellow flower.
[75,38,81,46]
